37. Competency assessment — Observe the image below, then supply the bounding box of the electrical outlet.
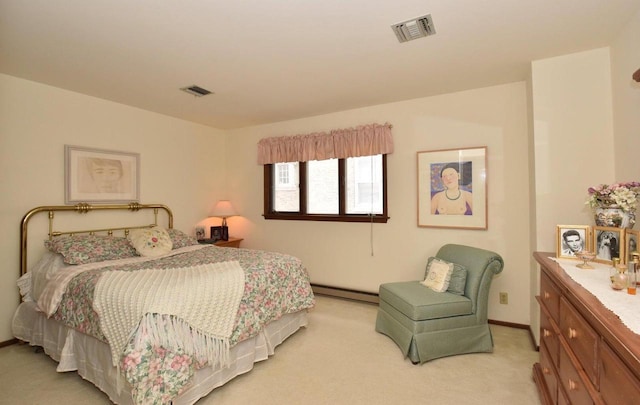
[499,292,508,305]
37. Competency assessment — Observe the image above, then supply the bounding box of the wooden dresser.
[533,252,640,405]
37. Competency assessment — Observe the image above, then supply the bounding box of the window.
[347,155,383,214]
[273,162,299,212]
[277,163,292,187]
[264,154,388,223]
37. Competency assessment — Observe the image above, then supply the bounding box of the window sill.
[263,213,389,223]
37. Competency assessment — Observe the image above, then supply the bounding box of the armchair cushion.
[379,281,473,321]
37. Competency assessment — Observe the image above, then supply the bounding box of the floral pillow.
[128,227,173,257]
[421,258,454,292]
[167,228,199,249]
[45,235,138,265]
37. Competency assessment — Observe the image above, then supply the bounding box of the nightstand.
[212,237,243,248]
[198,237,243,248]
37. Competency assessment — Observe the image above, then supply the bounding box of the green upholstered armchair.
[375,244,504,364]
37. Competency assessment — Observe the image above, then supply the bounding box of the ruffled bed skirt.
[12,301,308,404]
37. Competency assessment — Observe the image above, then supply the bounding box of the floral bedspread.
[51,246,315,404]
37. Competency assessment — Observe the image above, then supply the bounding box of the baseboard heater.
[311,283,379,304]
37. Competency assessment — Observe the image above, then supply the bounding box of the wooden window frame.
[263,155,389,223]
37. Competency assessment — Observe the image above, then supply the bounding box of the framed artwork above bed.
[65,145,140,204]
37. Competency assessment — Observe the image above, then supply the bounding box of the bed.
[12,203,315,404]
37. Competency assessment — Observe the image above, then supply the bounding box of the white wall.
[529,48,616,344]
[0,74,227,341]
[226,82,532,326]
[611,9,640,180]
[531,48,615,253]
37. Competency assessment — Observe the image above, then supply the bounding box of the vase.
[594,205,636,229]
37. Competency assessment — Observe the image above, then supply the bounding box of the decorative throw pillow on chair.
[422,257,468,294]
[421,258,453,292]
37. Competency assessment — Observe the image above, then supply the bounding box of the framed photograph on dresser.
[556,225,591,259]
[593,226,625,264]
[626,229,639,263]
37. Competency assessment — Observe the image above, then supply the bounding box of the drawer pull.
[544,291,550,299]
[543,329,551,338]
[543,367,550,375]
[568,328,577,339]
[568,379,577,391]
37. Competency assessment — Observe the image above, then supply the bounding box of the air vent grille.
[392,14,436,43]
[180,85,213,97]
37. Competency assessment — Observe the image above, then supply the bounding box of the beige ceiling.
[1,0,639,130]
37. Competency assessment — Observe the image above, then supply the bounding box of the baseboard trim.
[0,338,18,348]
[311,283,379,304]
[488,319,529,330]
[529,326,540,352]
[488,320,538,352]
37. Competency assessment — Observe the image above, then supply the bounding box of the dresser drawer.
[559,343,594,405]
[540,306,560,367]
[560,297,598,386]
[540,343,558,404]
[599,341,640,405]
[558,385,570,405]
[541,272,561,323]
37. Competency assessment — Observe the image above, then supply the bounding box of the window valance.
[257,123,393,164]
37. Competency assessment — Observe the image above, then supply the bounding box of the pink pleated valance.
[257,123,393,164]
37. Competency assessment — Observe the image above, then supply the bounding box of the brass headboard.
[20,202,173,277]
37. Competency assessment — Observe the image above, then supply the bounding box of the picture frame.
[556,225,591,259]
[65,145,140,204]
[625,229,639,264]
[417,146,487,229]
[210,226,223,241]
[195,227,205,241]
[593,226,625,265]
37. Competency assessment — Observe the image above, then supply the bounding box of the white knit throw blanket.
[93,260,245,369]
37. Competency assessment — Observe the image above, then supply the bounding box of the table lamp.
[209,200,237,241]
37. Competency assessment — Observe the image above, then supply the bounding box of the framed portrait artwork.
[556,225,591,259]
[65,145,140,204]
[625,229,639,264]
[592,226,625,264]
[417,147,487,229]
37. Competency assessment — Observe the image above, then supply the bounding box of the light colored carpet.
[0,295,541,404]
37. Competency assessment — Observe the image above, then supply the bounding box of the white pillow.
[128,227,173,257]
[17,273,32,302]
[31,251,69,301]
[421,258,454,292]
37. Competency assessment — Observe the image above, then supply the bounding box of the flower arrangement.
[586,182,640,213]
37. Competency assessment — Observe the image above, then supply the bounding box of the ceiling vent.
[180,85,213,97]
[391,14,436,43]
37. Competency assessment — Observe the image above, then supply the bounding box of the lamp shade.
[210,200,237,218]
